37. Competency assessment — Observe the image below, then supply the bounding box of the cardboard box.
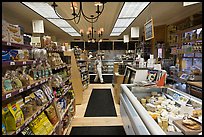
[9,33,24,44]
[7,23,21,35]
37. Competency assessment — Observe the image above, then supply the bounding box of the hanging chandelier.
[51,2,106,24]
[79,15,104,43]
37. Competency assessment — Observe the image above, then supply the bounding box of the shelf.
[45,48,64,53]
[55,85,72,102]
[78,65,86,68]
[2,41,32,49]
[82,77,89,82]
[60,98,75,119]
[7,99,54,135]
[80,70,88,74]
[63,117,74,135]
[1,59,50,67]
[49,121,60,135]
[52,64,68,71]
[181,39,202,43]
[77,59,87,62]
[2,76,53,101]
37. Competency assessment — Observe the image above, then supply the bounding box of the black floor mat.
[70,126,126,135]
[84,89,117,117]
[89,74,113,83]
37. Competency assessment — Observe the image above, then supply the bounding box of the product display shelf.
[7,99,54,135]
[48,121,60,135]
[82,77,89,82]
[2,60,43,67]
[63,117,74,135]
[2,76,52,101]
[2,41,32,49]
[55,84,72,102]
[51,64,69,71]
[60,98,75,119]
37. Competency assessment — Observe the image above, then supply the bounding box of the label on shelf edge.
[35,82,38,86]
[27,85,31,89]
[6,93,12,99]
[23,61,26,65]
[19,88,24,93]
[16,128,21,134]
[33,61,36,64]
[10,62,15,65]
[7,42,11,45]
[33,113,37,118]
[25,120,29,125]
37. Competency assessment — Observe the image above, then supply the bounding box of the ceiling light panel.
[61,27,77,33]
[112,27,126,33]
[110,33,122,36]
[22,2,81,37]
[69,33,81,36]
[110,2,150,36]
[114,18,135,28]
[119,2,150,18]
[48,19,71,28]
[22,2,59,18]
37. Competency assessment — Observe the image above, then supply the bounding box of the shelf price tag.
[19,88,24,93]
[16,128,21,134]
[10,62,15,65]
[6,93,12,99]
[23,61,27,65]
[25,120,30,125]
[27,85,31,89]
[7,42,11,45]
[33,61,36,64]
[33,113,37,118]
[35,82,38,86]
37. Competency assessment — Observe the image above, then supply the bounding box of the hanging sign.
[144,18,154,41]
[32,20,44,33]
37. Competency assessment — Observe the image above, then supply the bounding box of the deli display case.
[120,84,202,135]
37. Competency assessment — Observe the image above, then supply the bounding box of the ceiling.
[2,2,202,42]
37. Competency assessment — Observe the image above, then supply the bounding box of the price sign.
[10,62,15,65]
[144,18,154,41]
[6,93,12,99]
[7,42,11,45]
[23,61,27,65]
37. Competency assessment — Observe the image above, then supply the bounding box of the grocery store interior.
[2,2,202,135]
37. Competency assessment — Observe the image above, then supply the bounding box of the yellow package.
[29,112,53,135]
[3,103,24,131]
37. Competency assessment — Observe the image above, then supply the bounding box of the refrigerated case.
[120,84,202,135]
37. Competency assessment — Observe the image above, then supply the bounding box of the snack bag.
[44,105,58,125]
[34,89,48,104]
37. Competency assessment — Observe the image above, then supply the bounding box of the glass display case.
[120,84,202,135]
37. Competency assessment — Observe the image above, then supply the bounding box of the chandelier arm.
[81,3,104,20]
[74,11,81,24]
[53,6,77,20]
[83,15,99,23]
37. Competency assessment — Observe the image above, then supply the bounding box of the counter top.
[187,81,202,88]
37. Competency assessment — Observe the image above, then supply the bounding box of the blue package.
[9,49,19,61]
[2,123,7,135]
[2,50,11,61]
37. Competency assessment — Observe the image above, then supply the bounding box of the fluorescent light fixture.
[183,2,200,6]
[61,27,77,33]
[68,32,81,36]
[22,2,81,36]
[110,33,121,36]
[48,19,71,28]
[115,18,135,28]
[112,27,126,33]
[119,2,149,18]
[22,2,59,18]
[110,2,150,36]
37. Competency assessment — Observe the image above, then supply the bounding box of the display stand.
[64,51,83,105]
